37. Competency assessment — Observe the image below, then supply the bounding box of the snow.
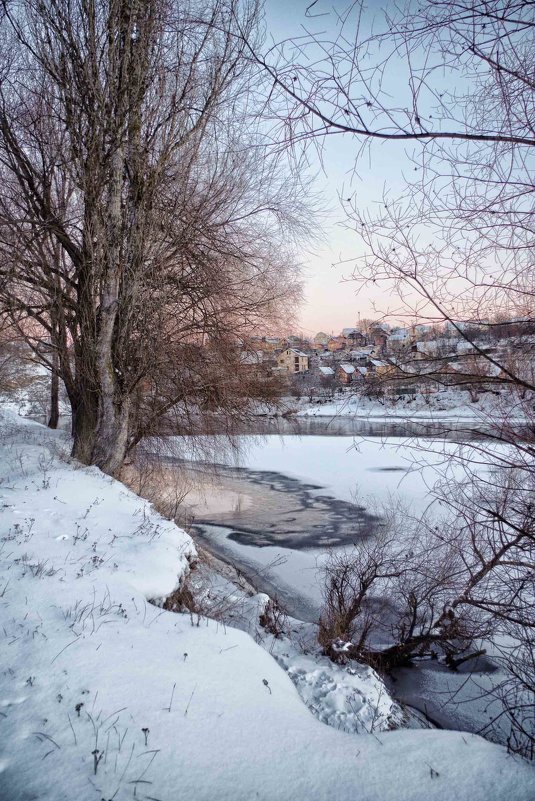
[388,331,410,342]
[296,388,526,422]
[1,408,534,800]
[339,363,355,374]
[240,434,451,513]
[183,565,402,735]
[272,640,399,733]
[186,434,456,619]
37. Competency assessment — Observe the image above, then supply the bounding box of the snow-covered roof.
[370,359,388,368]
[447,359,503,378]
[356,366,368,375]
[341,327,363,337]
[444,320,471,333]
[319,366,335,376]
[284,348,309,358]
[415,341,440,355]
[388,332,409,342]
[339,363,355,374]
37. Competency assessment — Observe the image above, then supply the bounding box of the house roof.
[371,323,390,333]
[339,363,355,374]
[319,366,335,376]
[284,348,309,357]
[415,341,437,355]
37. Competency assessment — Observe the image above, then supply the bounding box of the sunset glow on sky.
[264,0,444,336]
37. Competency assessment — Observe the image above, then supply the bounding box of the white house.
[277,348,310,373]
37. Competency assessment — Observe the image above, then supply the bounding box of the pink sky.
[264,1,420,336]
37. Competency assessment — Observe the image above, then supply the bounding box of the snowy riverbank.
[1,409,533,800]
[292,388,529,424]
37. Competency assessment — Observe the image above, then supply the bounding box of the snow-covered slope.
[296,389,527,422]
[0,410,533,801]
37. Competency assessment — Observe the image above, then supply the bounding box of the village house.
[327,336,346,352]
[313,332,330,347]
[259,336,283,352]
[287,335,310,350]
[277,348,310,374]
[337,363,356,385]
[341,328,367,347]
[369,358,394,378]
[369,330,387,354]
[239,350,267,377]
[348,347,374,364]
[412,323,434,337]
[317,365,335,389]
[386,328,411,353]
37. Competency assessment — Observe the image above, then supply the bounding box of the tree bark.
[70,389,99,465]
[47,348,59,429]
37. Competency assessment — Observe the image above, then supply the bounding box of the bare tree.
[256,0,534,385]
[0,0,306,474]
[319,469,534,755]
[258,1,534,755]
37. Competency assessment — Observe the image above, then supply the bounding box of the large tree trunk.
[68,0,134,477]
[69,375,130,476]
[91,395,131,475]
[47,348,59,429]
[47,370,59,429]
[71,391,99,465]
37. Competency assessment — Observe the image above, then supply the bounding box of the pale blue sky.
[262,0,448,335]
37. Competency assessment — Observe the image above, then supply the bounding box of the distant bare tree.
[0,325,33,396]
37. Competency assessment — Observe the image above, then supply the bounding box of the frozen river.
[164,425,509,736]
[176,431,473,621]
[158,420,510,731]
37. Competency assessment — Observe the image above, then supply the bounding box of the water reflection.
[229,414,495,441]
